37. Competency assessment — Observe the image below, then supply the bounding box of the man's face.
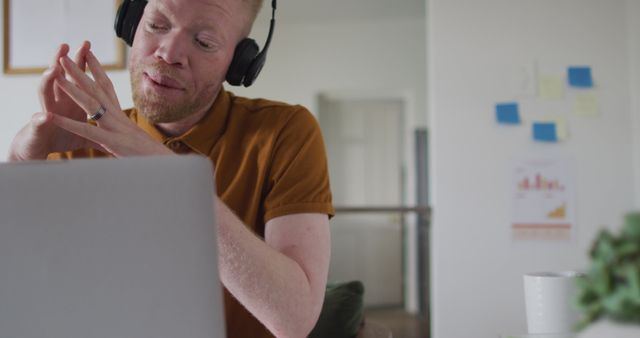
[129,0,250,124]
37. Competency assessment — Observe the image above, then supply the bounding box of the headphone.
[115,0,276,87]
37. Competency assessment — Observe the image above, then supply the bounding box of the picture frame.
[3,0,125,75]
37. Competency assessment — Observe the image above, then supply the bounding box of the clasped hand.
[47,42,172,158]
[9,41,172,162]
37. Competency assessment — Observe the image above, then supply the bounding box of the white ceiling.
[266,0,426,24]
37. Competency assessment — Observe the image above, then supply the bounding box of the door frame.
[317,89,421,313]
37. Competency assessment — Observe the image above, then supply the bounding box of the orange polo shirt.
[48,89,334,338]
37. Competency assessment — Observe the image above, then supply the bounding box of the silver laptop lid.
[0,155,225,338]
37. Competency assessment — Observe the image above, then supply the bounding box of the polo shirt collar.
[134,88,232,156]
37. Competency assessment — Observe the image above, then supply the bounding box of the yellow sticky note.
[574,93,599,116]
[538,76,565,99]
[541,116,569,141]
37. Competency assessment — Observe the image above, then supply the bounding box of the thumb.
[29,112,60,141]
[30,112,52,132]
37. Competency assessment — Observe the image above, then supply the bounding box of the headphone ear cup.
[114,0,130,39]
[242,52,267,87]
[226,39,259,86]
[114,0,147,46]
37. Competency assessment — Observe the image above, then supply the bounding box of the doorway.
[319,93,429,338]
[319,95,406,308]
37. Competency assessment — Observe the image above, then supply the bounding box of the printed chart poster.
[512,159,575,240]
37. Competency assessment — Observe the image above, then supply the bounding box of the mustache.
[139,62,186,84]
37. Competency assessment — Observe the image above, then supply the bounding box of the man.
[7,0,333,337]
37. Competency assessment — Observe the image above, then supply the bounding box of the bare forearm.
[215,198,326,338]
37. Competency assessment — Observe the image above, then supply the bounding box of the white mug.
[523,271,584,334]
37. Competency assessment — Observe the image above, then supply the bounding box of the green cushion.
[308,281,365,338]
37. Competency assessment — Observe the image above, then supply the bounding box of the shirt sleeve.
[262,107,335,222]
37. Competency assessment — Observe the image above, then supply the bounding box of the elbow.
[300,299,324,338]
[271,316,319,338]
[271,292,324,338]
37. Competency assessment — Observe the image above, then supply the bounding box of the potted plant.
[575,212,640,338]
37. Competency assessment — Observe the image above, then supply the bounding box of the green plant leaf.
[577,212,640,326]
[623,212,640,239]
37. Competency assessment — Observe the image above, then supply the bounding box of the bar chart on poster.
[511,159,575,240]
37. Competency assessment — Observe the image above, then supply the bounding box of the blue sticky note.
[496,102,520,124]
[533,122,558,142]
[568,66,593,88]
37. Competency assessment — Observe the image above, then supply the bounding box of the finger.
[73,40,91,73]
[31,112,105,151]
[58,56,118,114]
[51,43,70,66]
[60,42,90,100]
[54,75,106,121]
[49,114,111,151]
[39,67,62,112]
[86,50,120,105]
[39,44,70,112]
[52,44,70,102]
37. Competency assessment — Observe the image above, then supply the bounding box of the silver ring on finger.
[88,105,106,121]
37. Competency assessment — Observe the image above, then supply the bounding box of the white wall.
[629,0,640,208]
[236,16,427,126]
[0,13,426,159]
[428,1,636,337]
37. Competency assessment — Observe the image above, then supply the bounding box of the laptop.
[0,155,225,338]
